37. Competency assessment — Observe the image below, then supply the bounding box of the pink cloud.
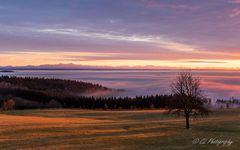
[229,0,240,4]
[144,0,200,11]
[229,8,240,17]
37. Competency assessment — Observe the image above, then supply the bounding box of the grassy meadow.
[0,108,239,150]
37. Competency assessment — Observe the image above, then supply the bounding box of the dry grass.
[0,109,239,150]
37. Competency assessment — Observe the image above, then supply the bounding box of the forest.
[0,76,178,110]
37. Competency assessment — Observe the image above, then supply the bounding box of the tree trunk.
[185,116,190,129]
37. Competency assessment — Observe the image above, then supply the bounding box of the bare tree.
[170,72,209,129]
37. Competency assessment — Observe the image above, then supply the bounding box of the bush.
[1,99,15,111]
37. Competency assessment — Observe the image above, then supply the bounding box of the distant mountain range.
[0,63,174,70]
[0,63,239,71]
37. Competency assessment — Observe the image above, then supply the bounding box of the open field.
[0,109,239,150]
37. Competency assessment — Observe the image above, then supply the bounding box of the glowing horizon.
[0,0,239,69]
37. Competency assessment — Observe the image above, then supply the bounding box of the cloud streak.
[36,27,197,52]
[144,0,200,11]
[229,8,240,17]
[229,0,240,4]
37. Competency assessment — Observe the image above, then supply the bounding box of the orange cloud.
[1,51,240,69]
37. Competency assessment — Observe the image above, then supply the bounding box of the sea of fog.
[1,69,240,100]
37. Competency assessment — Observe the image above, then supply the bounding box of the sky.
[0,0,240,69]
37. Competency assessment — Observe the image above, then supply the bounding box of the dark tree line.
[57,95,172,109]
[0,76,109,93]
[0,87,173,109]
